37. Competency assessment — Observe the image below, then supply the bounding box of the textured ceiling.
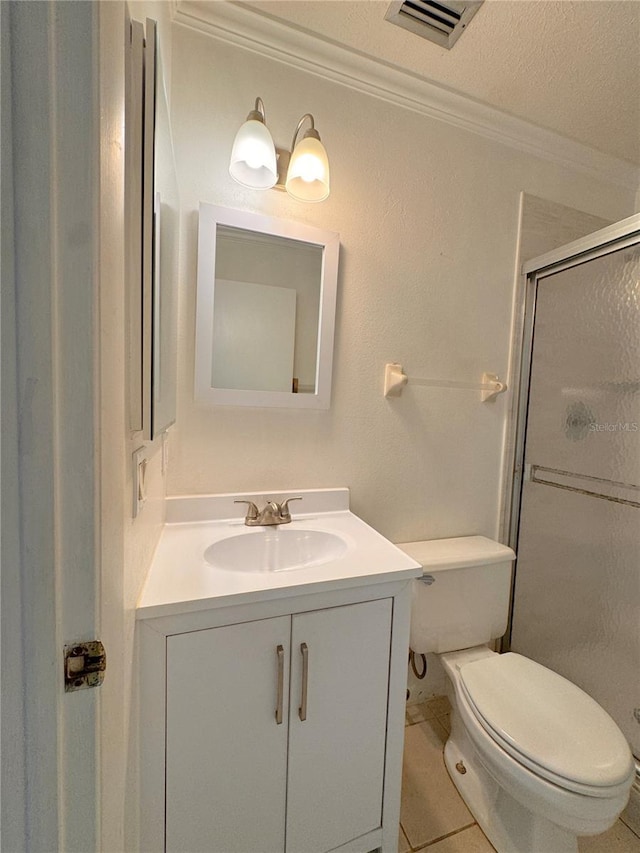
[239,0,640,165]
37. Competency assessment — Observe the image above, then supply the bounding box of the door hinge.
[64,641,106,692]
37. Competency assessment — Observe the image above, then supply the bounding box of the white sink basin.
[137,490,424,618]
[204,528,349,573]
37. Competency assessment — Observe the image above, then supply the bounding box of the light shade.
[229,119,278,189]
[285,135,330,202]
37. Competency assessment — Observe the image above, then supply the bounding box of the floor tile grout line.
[407,821,478,851]
[619,818,640,841]
[405,696,451,729]
[405,718,450,730]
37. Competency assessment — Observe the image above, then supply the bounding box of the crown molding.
[174,0,639,191]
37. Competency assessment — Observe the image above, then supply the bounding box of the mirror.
[127,18,179,440]
[195,204,339,409]
[150,46,179,437]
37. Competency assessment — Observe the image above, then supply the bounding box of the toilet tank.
[397,536,515,655]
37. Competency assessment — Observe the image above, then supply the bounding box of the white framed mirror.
[150,46,179,438]
[195,204,340,409]
[126,17,179,440]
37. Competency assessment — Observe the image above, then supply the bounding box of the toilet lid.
[459,653,633,790]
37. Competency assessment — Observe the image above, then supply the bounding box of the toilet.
[397,535,635,853]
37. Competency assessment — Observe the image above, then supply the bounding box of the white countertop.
[137,489,422,619]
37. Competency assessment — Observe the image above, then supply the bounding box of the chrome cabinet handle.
[275,645,284,725]
[299,642,309,722]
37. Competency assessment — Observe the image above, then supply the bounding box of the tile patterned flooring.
[400,696,640,853]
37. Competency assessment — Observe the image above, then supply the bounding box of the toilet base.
[444,711,578,853]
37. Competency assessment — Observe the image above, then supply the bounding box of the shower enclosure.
[507,215,640,771]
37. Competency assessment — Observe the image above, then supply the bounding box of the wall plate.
[133,446,147,517]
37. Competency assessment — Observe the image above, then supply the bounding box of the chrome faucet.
[234,497,302,526]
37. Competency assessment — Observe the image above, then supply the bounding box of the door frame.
[503,212,640,649]
[2,2,104,849]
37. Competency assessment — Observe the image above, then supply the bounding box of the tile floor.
[400,696,640,853]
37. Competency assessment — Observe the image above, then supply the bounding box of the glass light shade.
[229,119,278,189]
[285,136,330,202]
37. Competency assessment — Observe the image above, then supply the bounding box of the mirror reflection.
[195,203,339,410]
[151,49,179,437]
[212,226,323,395]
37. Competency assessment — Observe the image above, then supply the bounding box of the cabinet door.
[286,599,393,853]
[166,616,290,853]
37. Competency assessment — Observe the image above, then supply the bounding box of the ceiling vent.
[385,0,484,50]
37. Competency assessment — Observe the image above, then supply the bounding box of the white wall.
[99,4,173,851]
[167,23,635,546]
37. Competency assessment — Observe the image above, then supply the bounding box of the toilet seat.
[458,653,634,798]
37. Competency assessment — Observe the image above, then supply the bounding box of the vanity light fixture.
[228,97,278,189]
[229,97,330,202]
[284,113,330,202]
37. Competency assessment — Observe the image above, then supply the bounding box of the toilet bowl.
[441,647,634,852]
[397,536,635,853]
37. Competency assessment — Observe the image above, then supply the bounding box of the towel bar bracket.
[383,363,507,403]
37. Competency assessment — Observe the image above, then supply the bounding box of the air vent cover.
[385,0,484,49]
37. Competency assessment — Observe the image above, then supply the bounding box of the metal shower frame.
[501,212,640,650]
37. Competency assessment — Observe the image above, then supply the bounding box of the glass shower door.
[511,243,640,760]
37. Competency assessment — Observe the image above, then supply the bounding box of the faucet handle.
[234,500,259,522]
[279,496,302,522]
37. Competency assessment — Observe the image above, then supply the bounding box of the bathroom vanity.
[137,489,421,853]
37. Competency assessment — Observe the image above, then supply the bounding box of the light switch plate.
[133,447,147,518]
[162,430,169,475]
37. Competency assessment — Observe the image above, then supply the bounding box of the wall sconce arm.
[246,96,267,123]
[290,113,319,151]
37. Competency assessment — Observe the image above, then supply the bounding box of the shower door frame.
[503,211,640,650]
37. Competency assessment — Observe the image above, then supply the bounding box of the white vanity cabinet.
[164,599,391,853]
[137,489,422,853]
[286,600,391,853]
[165,615,291,853]
[139,584,412,853]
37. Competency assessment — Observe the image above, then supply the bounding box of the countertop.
[137,489,422,619]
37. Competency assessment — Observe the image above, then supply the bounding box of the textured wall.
[99,4,173,851]
[167,23,635,546]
